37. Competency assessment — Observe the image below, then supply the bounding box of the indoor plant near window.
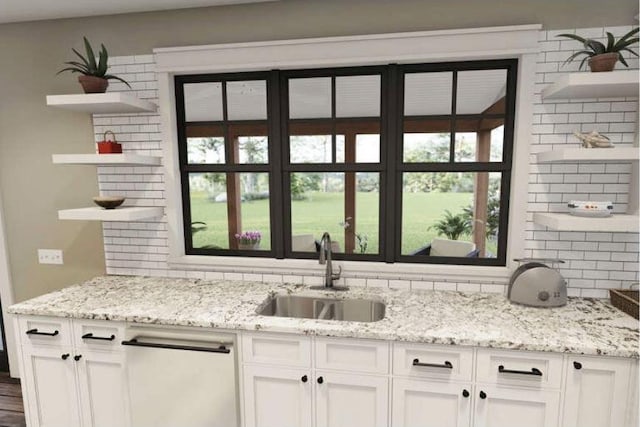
[235,231,261,250]
[557,28,639,72]
[57,37,132,93]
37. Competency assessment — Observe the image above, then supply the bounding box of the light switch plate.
[38,249,63,265]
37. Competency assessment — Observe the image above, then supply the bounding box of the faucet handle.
[332,266,342,280]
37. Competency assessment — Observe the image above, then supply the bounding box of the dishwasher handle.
[121,338,231,354]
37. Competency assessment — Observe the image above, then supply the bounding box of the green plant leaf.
[97,44,108,76]
[613,27,639,48]
[585,39,606,54]
[104,74,132,88]
[579,56,590,70]
[621,47,639,57]
[63,61,90,73]
[83,37,98,74]
[71,48,91,69]
[556,33,588,44]
[618,53,629,67]
[606,32,615,51]
[562,50,593,66]
[56,67,84,75]
[613,37,639,52]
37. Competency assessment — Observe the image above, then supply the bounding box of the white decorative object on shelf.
[533,212,639,232]
[574,131,613,148]
[58,207,163,221]
[536,146,640,163]
[52,154,161,166]
[542,70,639,100]
[46,93,157,114]
[568,201,613,218]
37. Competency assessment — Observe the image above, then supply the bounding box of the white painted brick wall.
[95,27,639,297]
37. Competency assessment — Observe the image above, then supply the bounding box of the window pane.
[290,172,379,254]
[227,80,267,120]
[336,75,380,118]
[184,83,223,122]
[187,137,225,164]
[403,133,450,163]
[290,135,332,163]
[404,72,453,116]
[453,118,505,162]
[356,134,380,163]
[189,172,271,251]
[289,77,332,119]
[401,172,502,258]
[456,69,507,115]
[238,136,269,164]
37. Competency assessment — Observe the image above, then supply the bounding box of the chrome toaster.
[507,258,567,307]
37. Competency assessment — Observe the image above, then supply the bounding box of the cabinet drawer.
[393,342,473,381]
[315,337,389,374]
[242,333,311,367]
[73,319,125,352]
[19,316,72,347]
[476,348,563,389]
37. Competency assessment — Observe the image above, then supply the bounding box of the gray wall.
[0,0,637,302]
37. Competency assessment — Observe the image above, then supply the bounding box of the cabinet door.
[562,356,631,427]
[21,345,81,427]
[76,350,131,427]
[392,378,471,427]
[473,386,560,427]
[315,371,388,427]
[243,365,312,427]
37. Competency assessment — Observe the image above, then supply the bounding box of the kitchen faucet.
[312,232,347,290]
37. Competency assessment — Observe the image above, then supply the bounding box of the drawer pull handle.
[74,355,82,361]
[498,365,542,376]
[479,390,487,399]
[82,333,116,341]
[317,376,324,384]
[462,389,469,398]
[61,353,70,360]
[121,339,231,354]
[26,329,59,337]
[412,359,453,369]
[573,361,582,370]
[301,375,308,383]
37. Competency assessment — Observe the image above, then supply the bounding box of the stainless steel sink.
[258,295,386,322]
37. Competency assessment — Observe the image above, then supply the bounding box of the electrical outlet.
[38,249,63,265]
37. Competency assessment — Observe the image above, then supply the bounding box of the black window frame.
[174,59,518,266]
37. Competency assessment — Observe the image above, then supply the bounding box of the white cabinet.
[21,344,81,427]
[241,333,389,427]
[242,365,312,427]
[76,350,130,427]
[392,378,472,427]
[473,386,560,427]
[562,356,632,427]
[15,316,129,427]
[315,371,388,427]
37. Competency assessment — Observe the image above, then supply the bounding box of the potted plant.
[557,28,639,72]
[235,231,261,250]
[57,37,132,93]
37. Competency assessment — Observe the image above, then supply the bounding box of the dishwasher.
[122,325,239,427]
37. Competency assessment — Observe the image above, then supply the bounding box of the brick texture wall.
[92,27,639,296]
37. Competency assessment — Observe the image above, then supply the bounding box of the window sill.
[168,255,510,283]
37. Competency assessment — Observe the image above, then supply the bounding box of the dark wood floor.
[0,373,24,427]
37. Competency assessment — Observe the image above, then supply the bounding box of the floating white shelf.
[536,146,640,163]
[52,154,161,166]
[542,70,639,100]
[46,93,157,114]
[58,207,164,221]
[533,212,639,232]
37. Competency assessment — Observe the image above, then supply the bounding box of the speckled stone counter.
[8,276,639,358]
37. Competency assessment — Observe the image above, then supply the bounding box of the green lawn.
[190,191,496,256]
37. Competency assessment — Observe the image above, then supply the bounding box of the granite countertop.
[8,276,639,358]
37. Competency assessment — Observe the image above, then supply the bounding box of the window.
[175,60,516,265]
